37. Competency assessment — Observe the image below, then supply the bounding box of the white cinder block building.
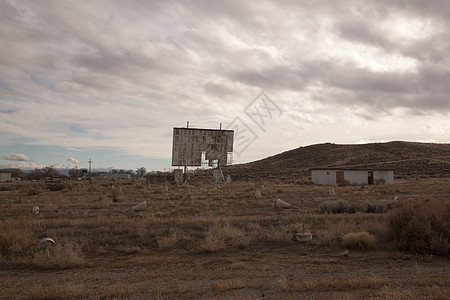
[311,168,394,185]
[0,173,12,182]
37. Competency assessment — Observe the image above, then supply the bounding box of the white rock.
[132,201,147,211]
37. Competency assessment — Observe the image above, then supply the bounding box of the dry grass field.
[0,177,449,299]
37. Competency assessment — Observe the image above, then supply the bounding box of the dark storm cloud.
[1,0,449,161]
[337,22,394,50]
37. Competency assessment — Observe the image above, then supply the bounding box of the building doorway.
[336,171,345,184]
[368,171,374,185]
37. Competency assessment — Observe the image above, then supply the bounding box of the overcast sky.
[1,0,449,171]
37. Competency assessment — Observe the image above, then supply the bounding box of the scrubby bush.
[111,187,124,202]
[342,232,376,249]
[320,200,392,214]
[0,220,35,261]
[384,199,450,255]
[319,200,349,214]
[338,180,352,186]
[47,183,66,191]
[319,200,360,214]
[157,231,180,250]
[26,188,41,196]
[361,201,388,213]
[200,221,250,252]
[376,178,386,185]
[33,240,85,269]
[0,185,16,191]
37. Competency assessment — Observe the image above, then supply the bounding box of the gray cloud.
[67,157,80,164]
[1,153,33,161]
[0,0,449,166]
[336,22,394,50]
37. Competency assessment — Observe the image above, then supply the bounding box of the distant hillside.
[225,141,450,181]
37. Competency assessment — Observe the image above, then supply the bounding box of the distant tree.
[136,167,146,178]
[68,168,77,179]
[27,168,45,180]
[80,168,88,178]
[43,166,59,177]
[69,168,84,179]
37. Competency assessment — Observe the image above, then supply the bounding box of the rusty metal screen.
[171,127,234,166]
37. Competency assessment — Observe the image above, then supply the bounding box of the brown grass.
[289,275,389,291]
[342,231,377,249]
[157,230,180,249]
[200,221,250,252]
[0,178,449,298]
[26,187,41,196]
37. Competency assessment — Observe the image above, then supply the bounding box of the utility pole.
[88,159,92,180]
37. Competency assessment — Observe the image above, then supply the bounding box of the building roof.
[173,127,234,133]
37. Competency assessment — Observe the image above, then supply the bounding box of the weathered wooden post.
[296,197,312,243]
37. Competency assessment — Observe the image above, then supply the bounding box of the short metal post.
[302,197,305,235]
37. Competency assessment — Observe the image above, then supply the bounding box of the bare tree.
[136,167,146,178]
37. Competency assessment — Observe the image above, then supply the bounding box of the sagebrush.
[384,199,450,255]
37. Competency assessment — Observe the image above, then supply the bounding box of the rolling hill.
[225,141,450,181]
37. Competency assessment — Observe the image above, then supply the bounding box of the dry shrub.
[26,188,41,196]
[111,187,124,202]
[47,182,66,192]
[376,178,386,185]
[312,214,382,246]
[425,285,450,300]
[92,195,111,209]
[361,201,389,213]
[337,180,352,186]
[200,221,250,252]
[256,225,295,246]
[320,200,390,214]
[33,240,85,269]
[0,219,35,261]
[87,184,99,193]
[157,231,180,249]
[134,182,145,189]
[384,199,450,255]
[320,200,358,214]
[150,185,166,194]
[0,185,17,191]
[342,232,376,249]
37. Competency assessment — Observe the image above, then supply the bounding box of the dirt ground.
[0,178,449,299]
[2,245,449,299]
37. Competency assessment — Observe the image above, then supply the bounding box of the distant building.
[0,173,11,182]
[45,176,61,183]
[311,168,394,185]
[98,174,131,180]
